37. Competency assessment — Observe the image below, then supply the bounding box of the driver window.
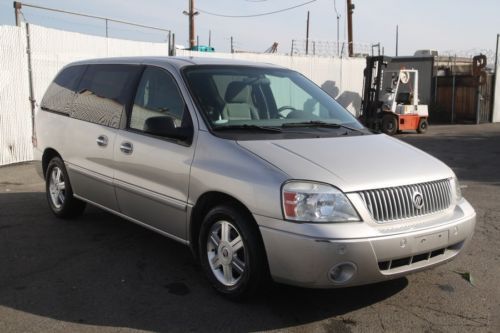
[267,75,320,116]
[130,67,192,136]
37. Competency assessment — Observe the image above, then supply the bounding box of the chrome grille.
[358,179,452,222]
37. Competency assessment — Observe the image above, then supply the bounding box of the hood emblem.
[412,191,424,210]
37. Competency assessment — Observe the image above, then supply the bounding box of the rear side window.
[71,64,142,128]
[41,65,86,115]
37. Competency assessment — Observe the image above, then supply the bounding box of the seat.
[222,82,260,120]
[189,74,225,121]
[396,92,411,105]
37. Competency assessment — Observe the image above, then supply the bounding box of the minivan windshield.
[183,66,366,137]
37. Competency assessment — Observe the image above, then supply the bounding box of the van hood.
[237,134,454,192]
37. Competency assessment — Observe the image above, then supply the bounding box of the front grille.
[358,179,452,222]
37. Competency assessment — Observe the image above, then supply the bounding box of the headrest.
[143,116,175,135]
[225,82,251,103]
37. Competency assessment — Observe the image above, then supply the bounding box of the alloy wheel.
[206,220,246,286]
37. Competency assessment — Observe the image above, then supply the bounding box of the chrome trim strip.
[73,194,189,245]
[114,179,187,211]
[66,162,114,186]
[67,163,187,212]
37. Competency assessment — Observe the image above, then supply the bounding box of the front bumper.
[256,199,476,288]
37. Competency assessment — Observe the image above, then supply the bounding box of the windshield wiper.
[212,124,283,133]
[282,121,363,133]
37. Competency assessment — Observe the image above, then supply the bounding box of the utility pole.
[13,1,22,27]
[347,0,354,57]
[168,31,172,55]
[336,13,340,56]
[183,0,199,49]
[208,29,211,48]
[395,25,399,56]
[495,33,499,76]
[196,35,199,48]
[230,36,234,53]
[333,0,340,56]
[305,11,310,55]
[172,33,176,56]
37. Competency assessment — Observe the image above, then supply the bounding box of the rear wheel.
[198,205,267,299]
[381,114,398,135]
[417,118,429,134]
[46,157,86,218]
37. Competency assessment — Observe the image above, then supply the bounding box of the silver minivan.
[34,57,476,298]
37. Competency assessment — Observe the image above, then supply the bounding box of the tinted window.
[130,67,192,140]
[41,65,86,115]
[71,64,141,128]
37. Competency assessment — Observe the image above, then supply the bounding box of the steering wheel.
[277,106,297,119]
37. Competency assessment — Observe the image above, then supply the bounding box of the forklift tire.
[417,118,429,134]
[381,115,398,135]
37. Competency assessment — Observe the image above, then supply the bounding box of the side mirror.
[143,116,193,143]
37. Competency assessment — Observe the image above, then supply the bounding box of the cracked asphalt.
[0,124,499,332]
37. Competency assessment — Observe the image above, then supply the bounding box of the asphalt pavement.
[0,124,499,332]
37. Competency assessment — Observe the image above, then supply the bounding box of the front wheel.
[46,157,86,218]
[417,118,429,134]
[198,205,267,299]
[381,114,398,135]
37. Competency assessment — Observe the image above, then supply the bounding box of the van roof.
[69,56,284,70]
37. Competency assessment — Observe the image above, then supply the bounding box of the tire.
[381,114,398,135]
[417,118,429,134]
[198,205,267,299]
[45,157,86,218]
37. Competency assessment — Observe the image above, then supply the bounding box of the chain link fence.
[439,49,497,70]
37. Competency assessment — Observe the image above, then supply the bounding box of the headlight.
[282,181,360,222]
[451,176,463,201]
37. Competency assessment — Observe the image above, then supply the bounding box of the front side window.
[71,64,141,128]
[129,66,193,142]
[183,66,367,139]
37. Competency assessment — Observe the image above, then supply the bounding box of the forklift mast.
[361,56,392,121]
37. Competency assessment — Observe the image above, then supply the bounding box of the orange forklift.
[360,56,429,135]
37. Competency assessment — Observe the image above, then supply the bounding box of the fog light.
[328,262,357,284]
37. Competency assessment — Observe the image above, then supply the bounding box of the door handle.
[96,135,108,147]
[120,142,133,154]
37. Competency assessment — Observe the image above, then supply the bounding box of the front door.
[113,66,196,240]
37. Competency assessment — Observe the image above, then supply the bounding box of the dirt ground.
[1,124,499,332]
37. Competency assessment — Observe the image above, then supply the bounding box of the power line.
[196,0,317,18]
[333,0,340,17]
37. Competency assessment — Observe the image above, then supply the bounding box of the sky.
[0,0,499,57]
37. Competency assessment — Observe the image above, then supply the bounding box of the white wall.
[0,26,32,166]
[0,24,168,166]
[493,61,500,122]
[0,24,365,166]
